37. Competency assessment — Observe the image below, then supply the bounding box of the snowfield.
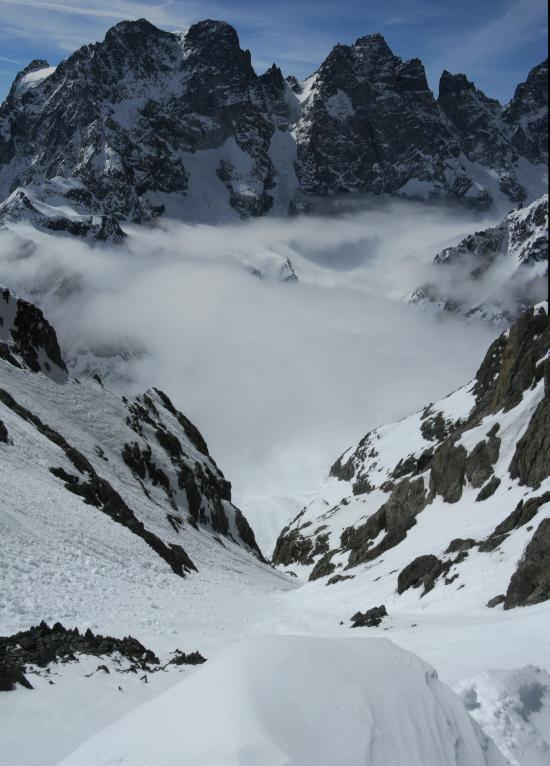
[57,636,507,766]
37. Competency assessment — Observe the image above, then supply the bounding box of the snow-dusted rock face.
[0,188,126,243]
[293,35,490,206]
[503,58,548,166]
[0,19,277,225]
[0,19,546,231]
[0,286,262,583]
[273,304,550,610]
[437,59,548,202]
[409,195,548,324]
[0,283,67,380]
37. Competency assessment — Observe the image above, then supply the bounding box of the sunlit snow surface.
[57,637,507,766]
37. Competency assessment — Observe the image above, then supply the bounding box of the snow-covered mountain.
[410,194,548,324]
[0,19,547,235]
[1,296,549,764]
[273,303,550,613]
[0,283,263,592]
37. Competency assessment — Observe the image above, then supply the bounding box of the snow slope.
[1,292,549,765]
[58,636,506,766]
[273,304,550,608]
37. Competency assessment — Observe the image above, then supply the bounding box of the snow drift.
[58,635,507,766]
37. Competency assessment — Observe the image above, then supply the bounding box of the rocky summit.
[0,19,547,236]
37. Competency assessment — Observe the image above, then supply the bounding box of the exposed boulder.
[476,477,501,501]
[166,649,206,667]
[350,605,387,628]
[445,538,476,554]
[326,573,354,586]
[397,555,449,596]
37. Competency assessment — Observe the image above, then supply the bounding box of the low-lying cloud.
[0,198,499,498]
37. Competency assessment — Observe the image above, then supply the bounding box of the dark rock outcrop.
[0,285,67,379]
[509,392,550,489]
[503,59,548,164]
[309,551,336,581]
[476,476,501,501]
[344,477,427,568]
[0,621,161,691]
[350,605,387,628]
[166,649,206,666]
[471,304,549,418]
[497,492,550,535]
[397,554,448,595]
[504,518,550,608]
[465,433,500,488]
[429,439,467,503]
[272,527,313,567]
[445,538,476,554]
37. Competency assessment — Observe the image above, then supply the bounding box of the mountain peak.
[354,32,388,46]
[21,59,50,75]
[439,70,475,94]
[353,32,394,57]
[103,17,171,45]
[185,19,240,48]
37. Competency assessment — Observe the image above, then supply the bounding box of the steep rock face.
[0,283,67,380]
[410,195,548,324]
[293,36,489,206]
[0,19,278,224]
[437,72,522,201]
[504,518,550,608]
[0,285,263,583]
[0,20,547,230]
[273,305,550,608]
[503,59,548,165]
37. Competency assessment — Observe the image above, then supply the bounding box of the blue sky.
[0,0,547,102]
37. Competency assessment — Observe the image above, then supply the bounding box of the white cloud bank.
[0,198,498,497]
